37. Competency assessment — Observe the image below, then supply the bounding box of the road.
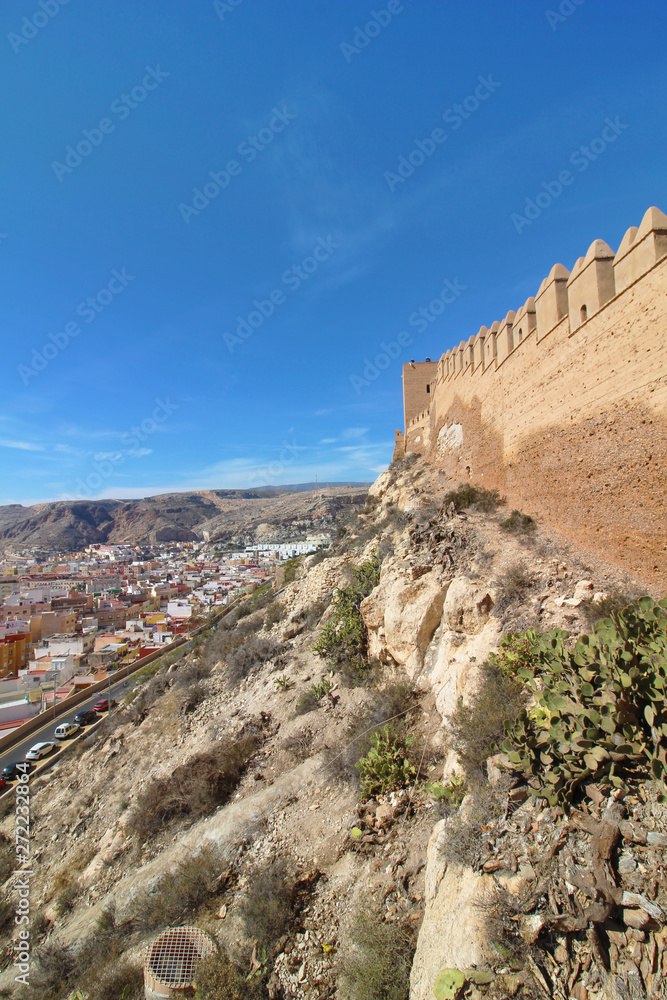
[0,671,139,776]
[0,587,272,786]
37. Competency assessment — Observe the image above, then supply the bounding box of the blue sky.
[1,0,665,504]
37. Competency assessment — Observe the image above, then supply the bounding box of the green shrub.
[443,484,500,513]
[501,509,536,535]
[490,632,539,679]
[295,677,331,715]
[339,911,415,1000]
[356,724,416,798]
[326,683,416,785]
[425,775,466,809]
[282,558,300,583]
[447,663,524,780]
[501,596,667,805]
[195,950,264,1000]
[312,554,380,679]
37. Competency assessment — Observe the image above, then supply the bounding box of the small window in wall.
[426,384,430,393]
[580,305,588,323]
[518,328,523,342]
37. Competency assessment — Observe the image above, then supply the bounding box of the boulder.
[441,577,494,634]
[382,572,449,677]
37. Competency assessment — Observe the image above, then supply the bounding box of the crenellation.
[496,310,515,365]
[473,327,487,370]
[535,262,569,340]
[484,320,499,367]
[512,296,537,347]
[466,335,476,371]
[458,340,466,374]
[398,206,667,589]
[566,239,615,334]
[613,206,667,293]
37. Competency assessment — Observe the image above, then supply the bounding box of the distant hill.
[271,482,369,491]
[0,485,369,551]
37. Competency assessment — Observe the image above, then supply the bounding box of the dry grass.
[194,950,264,1000]
[238,858,296,950]
[494,560,534,613]
[226,636,287,684]
[446,662,524,781]
[133,844,225,930]
[339,910,416,1000]
[128,729,262,841]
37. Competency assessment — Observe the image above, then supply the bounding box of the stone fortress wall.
[396,206,667,592]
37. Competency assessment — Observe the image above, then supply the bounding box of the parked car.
[1,762,34,780]
[93,699,117,713]
[25,742,56,761]
[73,710,97,726]
[0,777,6,792]
[54,721,81,740]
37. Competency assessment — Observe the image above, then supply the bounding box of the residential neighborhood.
[0,532,328,731]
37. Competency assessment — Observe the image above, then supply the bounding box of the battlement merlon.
[401,204,667,432]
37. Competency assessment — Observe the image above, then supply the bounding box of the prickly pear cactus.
[500,596,667,805]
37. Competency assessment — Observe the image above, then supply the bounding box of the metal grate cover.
[145,927,216,990]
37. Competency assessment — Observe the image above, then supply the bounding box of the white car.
[54,722,81,740]
[24,742,56,761]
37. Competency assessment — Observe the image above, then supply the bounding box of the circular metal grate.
[145,927,216,991]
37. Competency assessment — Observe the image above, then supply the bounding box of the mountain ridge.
[0,484,369,551]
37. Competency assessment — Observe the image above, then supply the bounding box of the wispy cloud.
[0,439,44,452]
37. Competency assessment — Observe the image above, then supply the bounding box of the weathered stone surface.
[361,564,448,676]
[410,821,494,1000]
[440,576,494,634]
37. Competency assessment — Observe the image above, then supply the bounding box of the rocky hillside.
[0,456,665,1000]
[0,485,367,550]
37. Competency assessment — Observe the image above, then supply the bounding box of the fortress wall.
[400,207,667,592]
